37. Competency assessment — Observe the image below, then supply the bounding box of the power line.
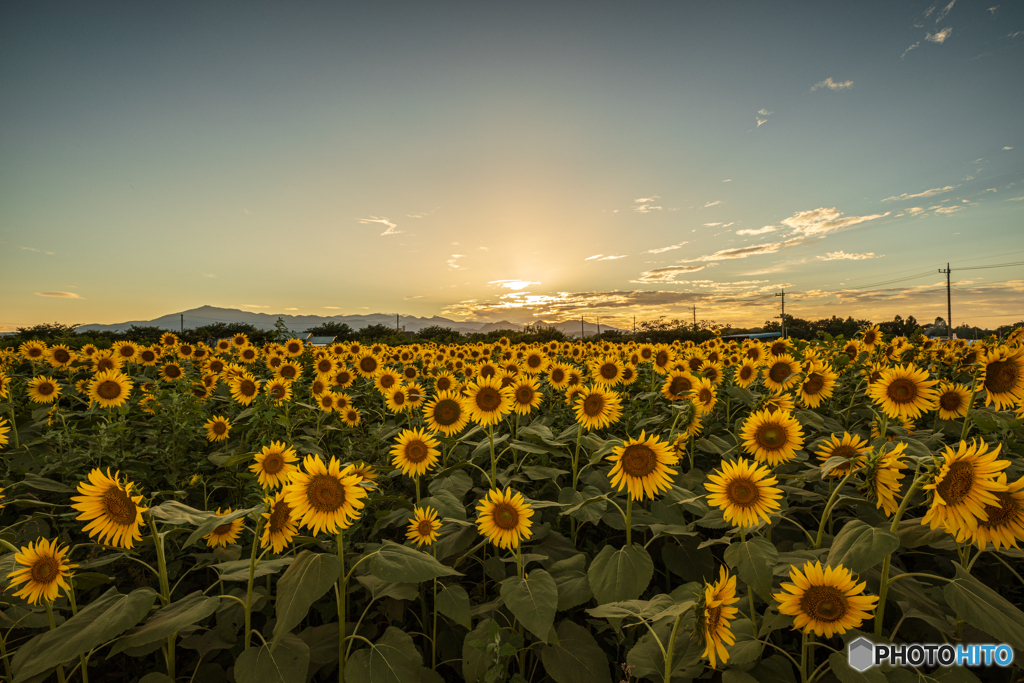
[956,261,1024,271]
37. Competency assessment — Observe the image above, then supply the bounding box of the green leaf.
[19,473,74,493]
[418,490,467,521]
[235,632,310,683]
[548,554,592,611]
[345,626,423,683]
[724,537,778,601]
[214,556,295,582]
[587,595,694,621]
[428,469,473,500]
[462,619,496,683]
[663,536,716,584]
[147,501,215,525]
[725,618,762,667]
[436,584,472,629]
[828,652,887,683]
[540,620,612,683]
[272,551,342,648]
[368,540,462,583]
[109,592,221,656]
[626,617,703,681]
[499,569,558,642]
[184,504,262,547]
[12,587,158,682]
[355,574,419,601]
[943,563,1024,650]
[521,465,569,480]
[745,654,798,683]
[138,675,175,683]
[826,520,900,573]
[587,544,654,605]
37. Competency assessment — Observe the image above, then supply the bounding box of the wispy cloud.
[284,307,298,311]
[357,216,401,235]
[756,109,772,127]
[631,264,717,283]
[901,42,920,59]
[406,207,439,219]
[642,242,689,254]
[634,195,660,203]
[723,179,732,183]
[882,185,956,202]
[935,0,956,23]
[811,77,854,91]
[932,206,962,214]
[1007,196,1024,202]
[324,306,342,309]
[819,251,879,260]
[489,280,540,291]
[20,246,55,255]
[448,254,465,269]
[239,304,268,309]
[634,204,663,213]
[781,207,889,236]
[1004,146,1013,150]
[736,226,777,236]
[704,200,723,208]
[35,291,82,299]
[585,254,627,262]
[926,27,953,43]
[679,243,785,263]
[404,296,425,300]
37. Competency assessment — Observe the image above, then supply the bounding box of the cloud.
[883,185,957,202]
[239,304,268,309]
[632,264,717,283]
[926,27,953,43]
[935,0,956,22]
[404,296,425,300]
[1007,196,1024,202]
[324,306,342,309]
[736,226,777,236]
[447,254,465,269]
[489,280,540,291]
[634,204,663,213]
[932,206,962,214]
[905,207,927,215]
[585,254,604,261]
[634,196,660,203]
[811,77,854,91]
[642,242,688,254]
[1004,146,1013,150]
[901,42,920,59]
[587,254,627,261]
[35,291,82,299]
[703,222,722,227]
[756,109,772,127]
[406,207,439,219]
[780,207,889,236]
[723,179,732,182]
[357,216,401,235]
[284,307,298,311]
[679,243,785,262]
[20,246,55,255]
[819,251,879,260]
[704,200,723,208]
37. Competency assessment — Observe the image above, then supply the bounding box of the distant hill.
[76,305,624,337]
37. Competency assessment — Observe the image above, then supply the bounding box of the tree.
[304,321,355,340]
[416,325,463,343]
[14,322,80,340]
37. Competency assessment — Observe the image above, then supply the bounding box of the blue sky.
[2,1,1022,331]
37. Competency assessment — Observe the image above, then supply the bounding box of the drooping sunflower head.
[574,385,623,431]
[406,506,442,548]
[815,432,870,478]
[922,439,1010,534]
[390,428,441,478]
[606,430,679,501]
[250,440,299,489]
[283,455,368,536]
[698,565,740,669]
[260,492,298,554]
[89,370,133,409]
[867,364,939,420]
[6,538,76,605]
[773,561,878,638]
[965,474,1024,550]
[475,488,534,550]
[739,409,805,466]
[0,416,10,450]
[464,376,514,426]
[70,468,148,549]
[705,458,783,528]
[979,345,1024,410]
[204,508,245,548]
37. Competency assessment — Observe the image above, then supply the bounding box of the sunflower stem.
[959,375,979,441]
[415,476,421,505]
[813,468,855,549]
[68,584,89,683]
[149,516,175,680]
[799,629,809,683]
[337,528,347,683]
[488,423,497,487]
[431,545,438,670]
[663,611,685,683]
[45,601,67,683]
[0,629,12,683]
[843,380,863,429]
[873,469,924,638]
[243,515,266,649]
[625,497,633,547]
[571,424,583,490]
[6,406,18,450]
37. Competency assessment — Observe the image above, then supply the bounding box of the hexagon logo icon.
[848,637,875,672]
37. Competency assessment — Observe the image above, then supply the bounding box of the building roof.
[305,335,336,346]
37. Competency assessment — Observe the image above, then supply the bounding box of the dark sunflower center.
[269,500,292,533]
[30,556,59,583]
[142,351,156,362]
[118,346,133,358]
[307,474,345,512]
[476,387,501,412]
[262,452,284,474]
[726,477,759,507]
[37,382,55,396]
[515,386,534,404]
[480,365,496,378]
[239,380,256,397]
[755,424,786,449]
[101,486,137,525]
[582,394,605,417]
[739,366,754,380]
[704,368,719,382]
[492,502,520,530]
[804,374,825,395]
[321,396,334,408]
[831,445,860,461]
[28,348,43,358]
[165,365,182,379]
[669,376,691,395]
[404,440,428,463]
[621,444,657,478]
[864,331,877,345]
[54,349,71,363]
[271,385,286,399]
[360,357,378,373]
[600,363,617,379]
[392,391,406,406]
[97,380,122,400]
[688,358,703,372]
[981,492,1019,528]
[705,605,722,632]
[886,378,917,404]
[316,360,331,373]
[288,343,301,354]
[769,362,791,383]
[770,342,787,355]
[800,586,848,623]
[698,388,713,404]
[379,374,396,389]
[985,360,1019,394]
[655,351,669,366]
[269,356,282,367]
[939,391,963,411]
[213,522,234,536]
[280,366,297,379]
[418,519,434,536]
[527,355,542,369]
[213,421,227,435]
[550,369,565,384]
[937,461,974,506]
[436,377,452,391]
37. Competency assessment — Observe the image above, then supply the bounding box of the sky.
[2,0,1023,333]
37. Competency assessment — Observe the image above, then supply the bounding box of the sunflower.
[922,440,1009,535]
[333,391,353,411]
[283,338,304,357]
[619,364,639,386]
[868,364,939,421]
[375,370,401,393]
[348,462,379,488]
[331,367,355,388]
[420,390,467,436]
[653,346,675,375]
[476,488,534,550]
[935,382,972,420]
[88,370,133,409]
[698,360,724,385]
[137,346,159,366]
[854,442,907,516]
[589,357,623,386]
[6,538,76,605]
[355,352,381,378]
[250,441,299,489]
[464,376,514,426]
[799,365,837,408]
[433,371,457,393]
[80,343,99,358]
[509,377,543,415]
[606,431,678,501]
[574,385,623,431]
[71,468,148,549]
[698,566,740,669]
[815,433,870,478]
[205,416,232,442]
[773,561,878,638]
[229,373,260,406]
[961,475,1024,550]
[391,428,441,478]
[92,352,121,373]
[979,345,1024,410]
[405,382,428,410]
[283,456,368,535]
[205,509,245,548]
[318,392,337,412]
[840,339,861,359]
[265,379,292,404]
[692,377,718,415]
[46,344,76,368]
[406,507,442,548]
[342,407,361,427]
[862,324,882,349]
[27,376,61,404]
[736,361,758,388]
[661,371,697,401]
[763,355,802,393]
[313,355,337,376]
[238,345,260,364]
[547,364,572,389]
[705,458,783,528]
[0,416,9,449]
[160,362,185,382]
[740,409,804,466]
[20,341,47,361]
[523,350,548,375]
[384,385,411,414]
[0,372,9,399]
[862,362,888,386]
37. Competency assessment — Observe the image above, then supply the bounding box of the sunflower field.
[1,327,1024,683]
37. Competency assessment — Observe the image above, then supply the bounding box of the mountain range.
[76,306,624,338]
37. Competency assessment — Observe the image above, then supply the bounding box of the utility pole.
[597,317,601,335]
[180,314,184,334]
[633,315,636,333]
[939,263,952,339]
[581,316,584,339]
[692,306,697,332]
[396,314,400,331]
[775,289,786,338]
